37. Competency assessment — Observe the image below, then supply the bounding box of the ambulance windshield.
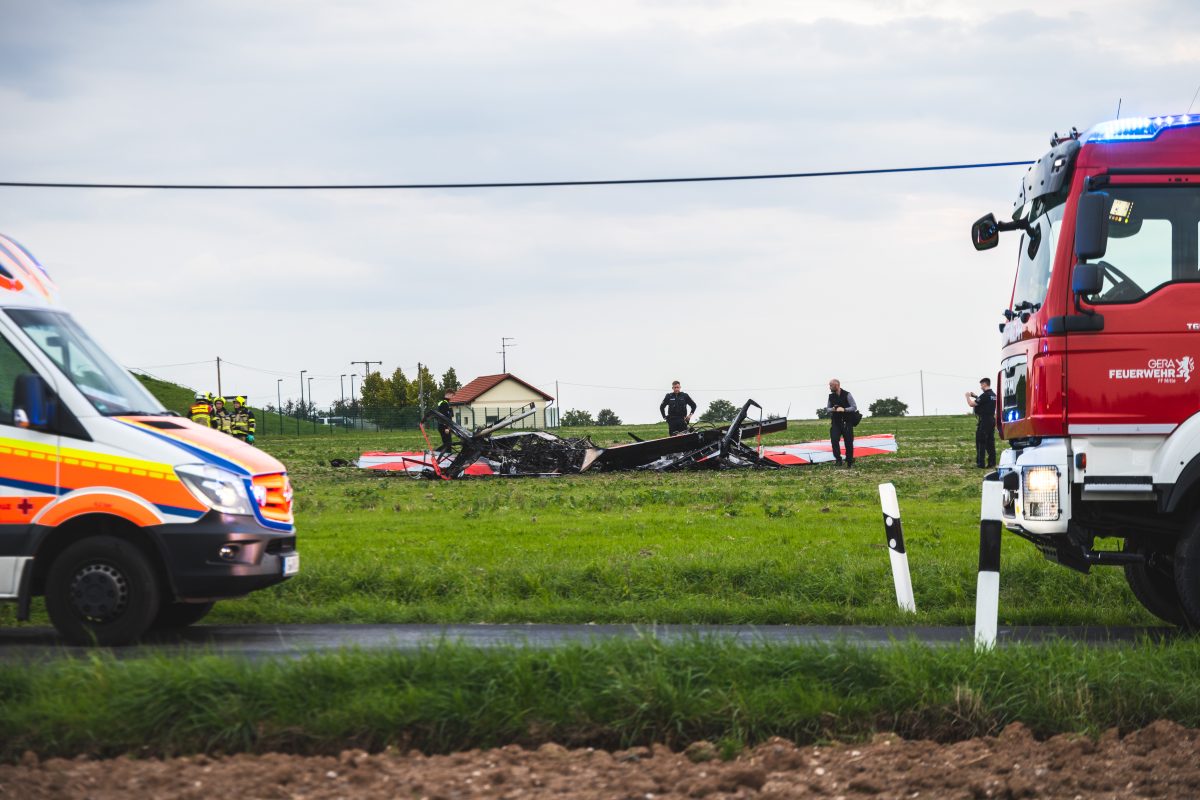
[6,309,166,416]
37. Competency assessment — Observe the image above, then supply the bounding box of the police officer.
[826,378,858,467]
[230,395,256,443]
[436,390,455,454]
[189,393,213,427]
[211,396,233,435]
[966,378,997,468]
[659,380,697,435]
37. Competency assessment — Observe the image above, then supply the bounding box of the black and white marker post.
[878,483,916,613]
[974,473,1003,650]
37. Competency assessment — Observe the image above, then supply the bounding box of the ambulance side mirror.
[971,213,1000,251]
[1074,191,1109,260]
[13,373,51,430]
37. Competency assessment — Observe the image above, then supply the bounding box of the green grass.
[0,414,1157,628]
[3,637,1199,760]
[213,414,1148,626]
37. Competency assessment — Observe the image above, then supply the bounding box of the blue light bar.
[1085,114,1200,143]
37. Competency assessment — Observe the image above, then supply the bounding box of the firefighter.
[211,396,233,435]
[189,394,213,427]
[231,395,256,443]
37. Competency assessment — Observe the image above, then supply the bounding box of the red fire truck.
[972,113,1200,627]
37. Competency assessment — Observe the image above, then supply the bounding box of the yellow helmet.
[213,396,226,405]
[234,395,247,405]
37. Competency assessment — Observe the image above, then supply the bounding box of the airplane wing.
[760,433,898,465]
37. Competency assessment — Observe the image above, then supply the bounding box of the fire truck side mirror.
[1074,191,1109,260]
[1072,263,1104,296]
[971,213,1000,251]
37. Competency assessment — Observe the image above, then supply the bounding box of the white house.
[449,373,556,430]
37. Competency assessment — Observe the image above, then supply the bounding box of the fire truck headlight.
[1022,466,1060,521]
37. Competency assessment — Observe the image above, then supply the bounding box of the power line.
[0,160,1033,191]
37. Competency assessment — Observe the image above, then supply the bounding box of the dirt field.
[4,720,1199,799]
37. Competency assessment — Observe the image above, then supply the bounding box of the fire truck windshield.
[1091,185,1200,304]
[1011,202,1064,312]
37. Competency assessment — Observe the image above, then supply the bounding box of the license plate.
[282,553,300,576]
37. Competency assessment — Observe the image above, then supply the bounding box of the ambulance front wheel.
[44,536,161,646]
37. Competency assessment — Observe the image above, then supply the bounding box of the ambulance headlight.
[1022,466,1060,521]
[175,464,254,515]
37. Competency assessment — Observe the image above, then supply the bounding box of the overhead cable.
[0,161,1033,191]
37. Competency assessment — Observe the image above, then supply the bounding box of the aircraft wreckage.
[355,400,898,479]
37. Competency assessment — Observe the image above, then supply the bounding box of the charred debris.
[421,399,786,480]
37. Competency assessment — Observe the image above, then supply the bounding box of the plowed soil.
[3,720,1200,799]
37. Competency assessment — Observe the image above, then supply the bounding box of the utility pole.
[920,370,926,417]
[216,356,223,398]
[555,380,560,428]
[276,379,283,435]
[308,377,314,431]
[299,370,306,435]
[351,360,382,377]
[350,374,359,430]
[417,361,425,421]
[498,338,516,373]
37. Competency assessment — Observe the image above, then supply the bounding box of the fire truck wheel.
[45,536,161,646]
[152,600,215,629]
[1173,519,1200,629]
[1123,540,1187,627]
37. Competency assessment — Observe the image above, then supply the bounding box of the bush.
[815,408,831,419]
[596,409,622,426]
[561,409,595,426]
[869,397,909,417]
[699,399,738,423]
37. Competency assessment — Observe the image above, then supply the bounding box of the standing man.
[189,393,213,427]
[436,390,455,454]
[660,380,697,435]
[826,378,858,467]
[966,378,997,468]
[211,396,233,435]
[230,395,256,443]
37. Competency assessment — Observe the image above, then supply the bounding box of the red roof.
[450,373,554,404]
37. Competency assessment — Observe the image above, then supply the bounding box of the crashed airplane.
[355,399,897,479]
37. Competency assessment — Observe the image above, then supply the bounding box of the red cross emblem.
[17,498,34,515]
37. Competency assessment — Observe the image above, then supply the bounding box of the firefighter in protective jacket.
[231,395,256,443]
[211,396,233,434]
[189,394,213,427]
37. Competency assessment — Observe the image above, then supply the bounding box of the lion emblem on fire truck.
[1178,356,1194,383]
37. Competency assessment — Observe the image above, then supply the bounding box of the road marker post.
[974,474,1004,650]
[878,483,916,613]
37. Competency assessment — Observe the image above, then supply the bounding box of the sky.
[3,0,1199,423]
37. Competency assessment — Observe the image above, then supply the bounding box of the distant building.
[450,373,556,430]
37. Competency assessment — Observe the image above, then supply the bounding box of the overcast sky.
[3,0,1199,424]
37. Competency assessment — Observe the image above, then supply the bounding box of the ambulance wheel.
[1173,517,1200,629]
[1123,539,1187,627]
[153,600,215,629]
[45,536,160,646]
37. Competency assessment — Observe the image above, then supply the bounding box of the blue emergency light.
[1085,114,1200,143]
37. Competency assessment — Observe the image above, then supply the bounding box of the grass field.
[4,637,1199,760]
[230,415,1150,626]
[1,414,1154,628]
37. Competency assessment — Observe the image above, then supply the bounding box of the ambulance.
[0,233,297,645]
[972,114,1200,627]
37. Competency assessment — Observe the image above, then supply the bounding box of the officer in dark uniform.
[436,390,455,453]
[659,380,697,435]
[826,378,858,467]
[966,378,997,468]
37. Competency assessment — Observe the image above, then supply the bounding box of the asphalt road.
[0,623,1179,661]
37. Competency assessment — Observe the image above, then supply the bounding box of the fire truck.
[972,113,1200,627]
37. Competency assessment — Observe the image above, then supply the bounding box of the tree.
[815,407,831,419]
[869,397,909,417]
[388,368,411,408]
[561,409,595,426]
[440,367,461,395]
[699,399,738,423]
[359,371,389,422]
[596,408,622,426]
[406,364,437,410]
